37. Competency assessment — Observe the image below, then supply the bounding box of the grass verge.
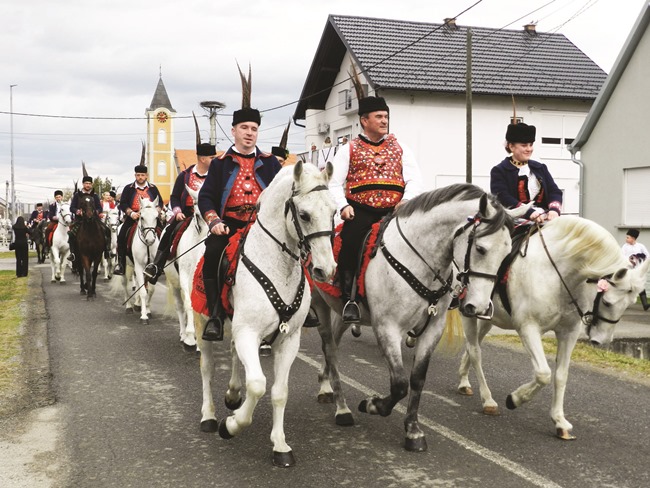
[0,270,29,398]
[0,251,37,259]
[486,334,650,380]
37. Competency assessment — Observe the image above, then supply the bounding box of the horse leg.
[316,308,354,426]
[133,266,151,323]
[224,336,244,410]
[458,317,500,415]
[506,326,552,410]
[122,274,134,314]
[404,316,446,452]
[180,284,197,349]
[89,259,100,299]
[551,328,580,440]
[358,322,408,417]
[50,248,59,282]
[268,331,301,467]
[197,315,219,432]
[219,329,266,441]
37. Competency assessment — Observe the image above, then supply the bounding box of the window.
[541,137,562,145]
[158,160,167,177]
[338,89,353,115]
[623,167,650,225]
[158,128,167,144]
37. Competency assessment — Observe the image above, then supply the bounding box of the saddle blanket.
[169,218,193,259]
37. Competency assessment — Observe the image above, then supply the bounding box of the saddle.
[315,221,383,300]
[46,222,58,247]
[493,224,540,315]
[169,218,193,259]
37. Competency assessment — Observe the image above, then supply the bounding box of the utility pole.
[199,101,226,146]
[465,29,472,184]
[10,84,17,221]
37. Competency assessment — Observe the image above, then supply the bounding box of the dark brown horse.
[76,194,106,299]
[30,219,49,264]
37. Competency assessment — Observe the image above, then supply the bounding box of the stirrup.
[113,262,125,275]
[303,308,320,328]
[67,253,75,262]
[342,300,360,324]
[202,315,224,342]
[143,264,158,280]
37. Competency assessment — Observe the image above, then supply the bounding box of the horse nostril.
[312,268,326,282]
[589,340,601,346]
[462,304,476,316]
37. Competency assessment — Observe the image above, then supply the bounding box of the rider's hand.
[210,222,229,235]
[131,212,140,220]
[547,210,559,221]
[175,213,186,221]
[341,205,355,221]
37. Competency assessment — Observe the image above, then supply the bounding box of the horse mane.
[540,216,629,277]
[396,183,513,236]
[258,163,322,209]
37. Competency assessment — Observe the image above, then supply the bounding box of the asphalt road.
[10,264,650,487]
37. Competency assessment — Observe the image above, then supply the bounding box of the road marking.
[297,351,563,488]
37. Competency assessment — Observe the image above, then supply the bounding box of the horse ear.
[293,159,304,182]
[153,196,159,208]
[479,193,488,215]
[323,161,334,182]
[613,267,628,281]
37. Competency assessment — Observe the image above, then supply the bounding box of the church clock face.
[156,112,168,123]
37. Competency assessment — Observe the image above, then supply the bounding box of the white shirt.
[329,135,423,212]
[622,241,649,266]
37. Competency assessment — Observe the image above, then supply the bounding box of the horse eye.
[475,245,487,256]
[299,211,311,223]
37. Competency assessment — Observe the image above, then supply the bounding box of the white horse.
[116,197,160,324]
[457,216,650,440]
[311,184,528,451]
[49,202,73,283]
[164,186,208,350]
[101,207,120,281]
[195,161,336,467]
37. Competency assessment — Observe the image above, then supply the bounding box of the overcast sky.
[0,0,646,206]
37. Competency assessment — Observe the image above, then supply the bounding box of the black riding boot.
[67,233,76,262]
[303,307,320,328]
[202,278,225,341]
[341,270,360,325]
[640,291,649,311]
[113,252,126,275]
[104,228,111,259]
[144,248,169,285]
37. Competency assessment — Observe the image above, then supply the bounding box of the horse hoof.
[335,412,355,426]
[80,290,86,295]
[272,450,296,468]
[103,278,110,282]
[556,428,576,440]
[218,419,234,440]
[225,396,243,411]
[483,406,500,416]
[458,386,473,396]
[404,436,428,452]
[125,308,134,314]
[140,319,149,325]
[317,392,334,404]
[358,400,368,413]
[200,419,218,433]
[405,335,417,348]
[134,305,141,312]
[351,325,361,338]
[182,342,196,353]
[147,312,152,318]
[505,394,517,410]
[51,279,56,283]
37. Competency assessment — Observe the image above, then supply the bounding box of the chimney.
[444,17,458,30]
[524,22,537,35]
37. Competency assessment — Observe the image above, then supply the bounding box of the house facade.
[569,1,650,240]
[294,15,607,214]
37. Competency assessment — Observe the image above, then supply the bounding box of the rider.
[490,122,562,224]
[329,87,422,325]
[28,202,48,228]
[102,190,117,211]
[113,164,163,276]
[197,94,282,341]
[68,176,106,263]
[45,190,64,246]
[144,140,216,285]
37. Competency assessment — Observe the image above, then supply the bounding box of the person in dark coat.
[113,165,163,275]
[28,203,48,228]
[197,67,282,341]
[11,216,30,277]
[68,176,104,263]
[490,122,562,223]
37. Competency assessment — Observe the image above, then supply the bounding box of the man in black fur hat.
[68,176,105,263]
[329,89,423,325]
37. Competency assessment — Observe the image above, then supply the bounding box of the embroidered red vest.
[35,211,44,222]
[184,171,206,209]
[345,135,405,209]
[224,155,262,221]
[130,188,151,211]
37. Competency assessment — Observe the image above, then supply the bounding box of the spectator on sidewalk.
[11,216,30,278]
[622,228,650,311]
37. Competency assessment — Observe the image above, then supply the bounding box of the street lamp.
[9,84,17,222]
[199,100,226,146]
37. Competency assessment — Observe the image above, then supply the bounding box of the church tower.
[145,75,176,204]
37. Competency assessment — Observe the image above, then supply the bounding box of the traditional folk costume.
[28,205,48,228]
[329,94,422,323]
[45,190,64,247]
[112,162,163,275]
[68,177,105,263]
[197,65,282,341]
[490,123,562,221]
[143,114,216,285]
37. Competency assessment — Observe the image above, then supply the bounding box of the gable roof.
[294,15,607,120]
[569,1,650,152]
[148,77,176,113]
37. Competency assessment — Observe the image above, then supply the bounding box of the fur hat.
[82,176,93,183]
[197,143,217,157]
[358,96,389,116]
[232,62,261,126]
[506,123,536,143]
[54,190,63,197]
[134,165,148,173]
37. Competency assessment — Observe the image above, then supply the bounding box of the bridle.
[242,182,334,343]
[58,206,73,227]
[137,206,158,245]
[537,224,620,332]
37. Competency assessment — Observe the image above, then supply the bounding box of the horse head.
[105,207,120,231]
[79,195,98,220]
[59,203,73,226]
[137,197,159,246]
[453,192,513,319]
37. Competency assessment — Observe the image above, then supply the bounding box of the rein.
[451,214,499,287]
[536,224,618,330]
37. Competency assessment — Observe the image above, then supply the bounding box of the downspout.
[570,147,583,218]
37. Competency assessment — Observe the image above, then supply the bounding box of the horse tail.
[163,284,177,317]
[437,308,464,356]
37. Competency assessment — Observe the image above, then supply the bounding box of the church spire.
[147,76,175,112]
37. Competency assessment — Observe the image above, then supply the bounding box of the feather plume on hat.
[193,111,201,146]
[272,119,291,160]
[232,61,261,126]
[237,61,252,110]
[348,62,365,102]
